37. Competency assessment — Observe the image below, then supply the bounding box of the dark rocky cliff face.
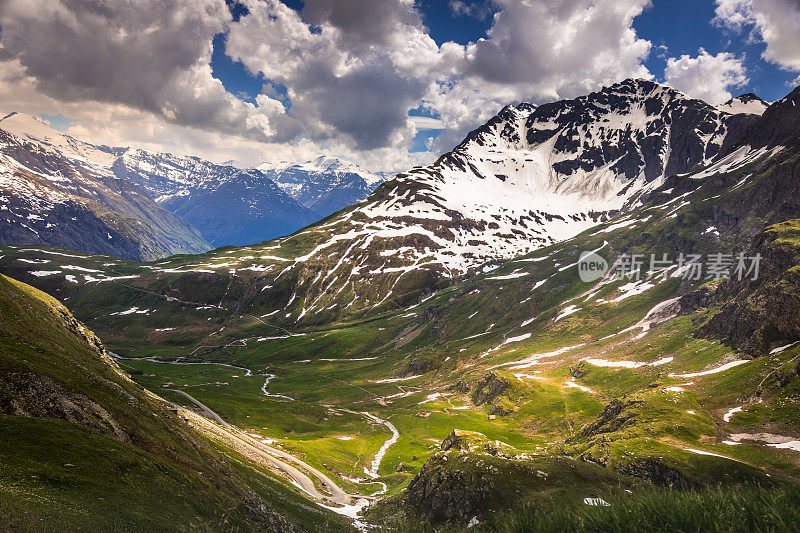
[680,91,800,356]
[734,86,800,150]
[695,220,800,356]
[460,79,756,185]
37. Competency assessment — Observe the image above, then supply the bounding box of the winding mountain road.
[116,354,389,511]
[170,389,232,429]
[172,389,361,505]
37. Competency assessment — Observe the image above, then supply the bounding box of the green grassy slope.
[0,274,349,532]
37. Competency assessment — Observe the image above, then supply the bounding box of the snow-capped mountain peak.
[258,155,385,217]
[260,155,383,184]
[0,112,120,167]
[309,154,352,170]
[717,93,769,116]
[0,112,61,142]
[0,113,211,259]
[0,113,318,251]
[269,79,764,288]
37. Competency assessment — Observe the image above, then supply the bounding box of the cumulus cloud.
[664,49,748,104]
[0,0,658,171]
[0,0,225,110]
[0,54,427,172]
[428,0,653,150]
[714,0,800,75]
[225,0,457,155]
[0,0,289,142]
[229,0,655,153]
[462,0,652,89]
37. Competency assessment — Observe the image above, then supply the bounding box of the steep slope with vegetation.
[5,127,800,528]
[0,274,349,531]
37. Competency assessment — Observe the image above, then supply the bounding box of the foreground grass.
[503,485,800,533]
[381,485,800,532]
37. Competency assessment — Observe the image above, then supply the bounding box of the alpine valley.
[3,79,800,532]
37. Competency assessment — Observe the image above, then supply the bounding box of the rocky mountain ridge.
[1,81,794,323]
[165,79,774,322]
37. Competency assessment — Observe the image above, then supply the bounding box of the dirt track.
[172,390,361,505]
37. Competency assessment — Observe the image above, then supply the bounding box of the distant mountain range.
[0,82,777,268]
[181,79,770,322]
[108,149,319,248]
[5,79,788,325]
[2,84,768,264]
[259,156,385,219]
[0,113,383,258]
[0,112,210,261]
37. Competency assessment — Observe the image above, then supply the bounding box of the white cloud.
[0,0,291,143]
[664,49,748,104]
[0,57,429,172]
[225,0,446,152]
[0,0,657,171]
[461,0,652,89]
[714,0,800,74]
[232,0,656,153]
[408,116,445,130]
